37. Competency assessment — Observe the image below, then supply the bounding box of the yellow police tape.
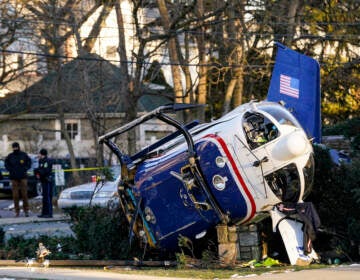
[58,167,105,173]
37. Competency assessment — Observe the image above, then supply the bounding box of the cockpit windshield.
[259,104,301,128]
[243,112,279,149]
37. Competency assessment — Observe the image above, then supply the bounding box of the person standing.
[5,142,32,217]
[35,149,53,218]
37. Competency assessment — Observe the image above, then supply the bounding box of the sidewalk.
[0,213,70,225]
[0,195,66,220]
[0,198,74,241]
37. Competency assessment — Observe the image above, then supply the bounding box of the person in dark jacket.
[34,148,53,218]
[5,142,32,217]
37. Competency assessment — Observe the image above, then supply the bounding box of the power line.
[11,32,360,40]
[2,13,360,43]
[2,16,360,31]
[3,21,359,41]
[2,49,357,69]
[3,0,360,31]
[2,12,360,28]
[1,49,271,68]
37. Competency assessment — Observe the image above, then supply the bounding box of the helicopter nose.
[272,131,308,161]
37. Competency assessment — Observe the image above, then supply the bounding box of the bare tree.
[222,0,246,114]
[0,0,38,93]
[118,0,186,154]
[8,1,118,182]
[2,0,359,161]
[153,1,229,121]
[24,0,102,71]
[157,0,184,104]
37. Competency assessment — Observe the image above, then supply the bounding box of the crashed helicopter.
[98,44,321,265]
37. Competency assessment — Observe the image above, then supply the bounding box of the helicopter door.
[234,112,280,202]
[232,136,268,201]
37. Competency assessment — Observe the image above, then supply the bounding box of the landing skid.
[270,207,319,265]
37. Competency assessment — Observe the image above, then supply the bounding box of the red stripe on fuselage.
[205,134,256,223]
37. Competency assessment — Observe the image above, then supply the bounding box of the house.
[0,53,175,161]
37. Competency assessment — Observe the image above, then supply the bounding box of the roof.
[0,53,173,115]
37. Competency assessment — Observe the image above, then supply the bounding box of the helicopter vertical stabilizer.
[267,42,321,143]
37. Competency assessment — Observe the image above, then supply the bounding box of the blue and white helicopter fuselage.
[99,101,315,264]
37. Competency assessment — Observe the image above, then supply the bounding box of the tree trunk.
[222,1,244,114]
[157,0,184,104]
[284,0,300,46]
[180,32,193,105]
[115,0,135,157]
[234,71,244,106]
[194,0,207,121]
[115,0,129,82]
[179,32,195,123]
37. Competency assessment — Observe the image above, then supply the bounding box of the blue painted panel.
[133,136,251,249]
[196,140,248,222]
[134,148,219,249]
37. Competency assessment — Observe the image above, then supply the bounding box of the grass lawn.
[102,263,329,279]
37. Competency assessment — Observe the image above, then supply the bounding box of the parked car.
[0,156,42,197]
[57,166,120,210]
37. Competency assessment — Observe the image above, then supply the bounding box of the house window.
[63,121,79,140]
[55,120,80,141]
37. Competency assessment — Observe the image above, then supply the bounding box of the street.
[0,264,359,280]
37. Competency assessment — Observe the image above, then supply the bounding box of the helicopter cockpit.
[241,103,314,203]
[242,112,279,149]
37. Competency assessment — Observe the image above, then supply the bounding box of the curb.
[0,214,70,226]
[0,259,177,267]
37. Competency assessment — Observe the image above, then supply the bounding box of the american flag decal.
[280,74,299,98]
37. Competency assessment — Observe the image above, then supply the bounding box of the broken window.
[265,163,301,202]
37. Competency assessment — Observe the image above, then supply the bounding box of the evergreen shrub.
[66,206,142,260]
[310,144,360,261]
